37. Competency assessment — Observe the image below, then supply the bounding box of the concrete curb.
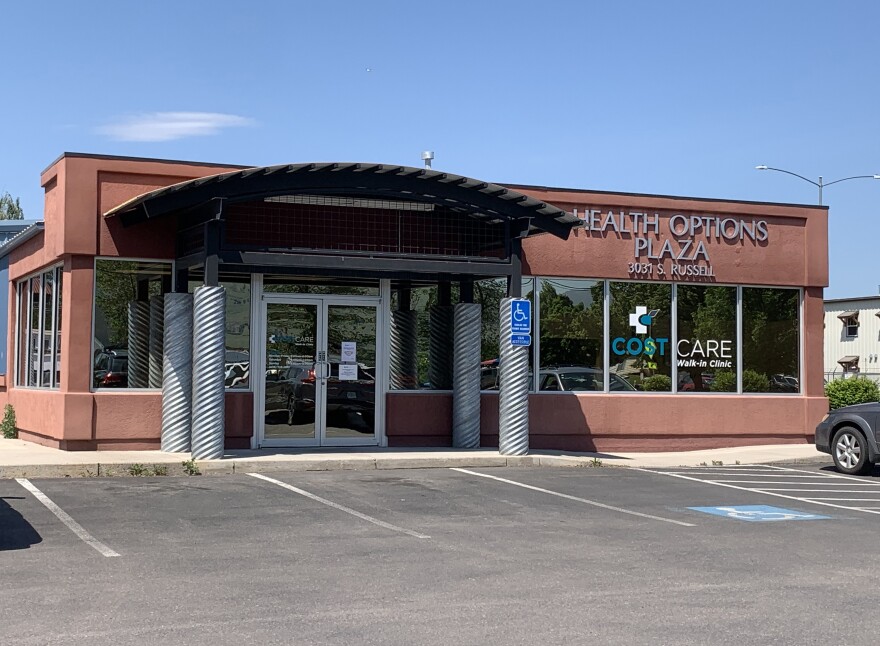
[0,452,832,479]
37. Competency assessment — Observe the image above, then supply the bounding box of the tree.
[0,192,24,220]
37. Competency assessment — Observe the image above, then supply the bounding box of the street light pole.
[755,165,880,206]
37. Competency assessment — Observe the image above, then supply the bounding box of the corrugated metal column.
[498,298,529,455]
[390,285,418,389]
[452,283,481,448]
[191,285,226,459]
[127,301,150,388]
[148,294,165,388]
[191,216,226,460]
[499,236,529,456]
[428,278,453,390]
[161,292,193,452]
[428,305,453,390]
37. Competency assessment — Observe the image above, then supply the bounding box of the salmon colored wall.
[803,287,825,398]
[13,390,254,451]
[386,392,825,452]
[5,155,246,449]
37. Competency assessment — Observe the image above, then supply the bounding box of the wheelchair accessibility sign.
[510,299,531,334]
[689,505,829,522]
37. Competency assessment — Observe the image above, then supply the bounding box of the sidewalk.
[0,438,827,479]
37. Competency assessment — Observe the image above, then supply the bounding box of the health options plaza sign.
[572,208,769,279]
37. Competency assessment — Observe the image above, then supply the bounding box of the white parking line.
[755,488,880,493]
[16,478,120,557]
[246,473,430,539]
[767,465,880,484]
[713,480,878,485]
[810,496,880,502]
[687,474,853,479]
[450,468,695,527]
[664,469,792,474]
[635,468,880,516]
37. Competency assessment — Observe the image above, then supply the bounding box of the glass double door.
[261,297,379,446]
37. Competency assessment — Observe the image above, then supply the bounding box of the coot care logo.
[612,306,669,356]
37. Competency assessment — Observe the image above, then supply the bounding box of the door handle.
[315,360,331,382]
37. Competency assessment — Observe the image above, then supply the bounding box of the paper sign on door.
[339,364,358,380]
[341,341,357,363]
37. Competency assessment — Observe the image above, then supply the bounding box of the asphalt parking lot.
[2,461,879,645]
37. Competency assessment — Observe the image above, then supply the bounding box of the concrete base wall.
[10,390,254,451]
[386,392,826,452]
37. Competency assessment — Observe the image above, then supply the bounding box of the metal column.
[127,301,150,388]
[452,302,481,448]
[161,293,193,453]
[498,298,529,455]
[389,310,419,390]
[428,305,453,390]
[191,285,226,460]
[148,294,165,388]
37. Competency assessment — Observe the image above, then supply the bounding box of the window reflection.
[189,274,251,389]
[93,260,170,389]
[742,288,800,393]
[538,279,603,392]
[609,282,672,391]
[676,285,737,393]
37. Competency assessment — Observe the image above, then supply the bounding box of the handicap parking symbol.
[688,505,829,522]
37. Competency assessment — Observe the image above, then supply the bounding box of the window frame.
[14,264,64,390]
[843,316,859,338]
[91,257,174,393]
[532,279,803,397]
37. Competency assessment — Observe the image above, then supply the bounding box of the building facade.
[1,153,829,453]
[824,296,880,381]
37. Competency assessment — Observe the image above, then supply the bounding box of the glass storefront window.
[93,260,171,389]
[609,282,672,391]
[742,287,800,393]
[16,266,63,389]
[223,279,251,388]
[676,285,737,393]
[189,274,252,389]
[386,279,534,391]
[538,279,603,391]
[477,278,534,391]
[389,285,436,390]
[263,275,379,296]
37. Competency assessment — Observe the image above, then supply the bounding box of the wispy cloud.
[97,111,254,142]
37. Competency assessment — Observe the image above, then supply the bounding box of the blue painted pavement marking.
[688,505,830,522]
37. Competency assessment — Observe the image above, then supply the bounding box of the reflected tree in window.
[609,282,672,390]
[677,286,737,392]
[538,279,603,370]
[743,288,799,392]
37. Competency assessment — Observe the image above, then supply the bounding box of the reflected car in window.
[264,364,312,422]
[289,364,375,431]
[93,349,129,388]
[540,367,635,392]
[771,373,799,393]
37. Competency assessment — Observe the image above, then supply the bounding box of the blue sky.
[2,1,878,298]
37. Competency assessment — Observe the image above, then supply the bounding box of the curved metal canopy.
[105,162,579,238]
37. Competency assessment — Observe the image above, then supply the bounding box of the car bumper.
[815,417,832,455]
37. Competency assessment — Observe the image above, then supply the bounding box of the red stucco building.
[0,153,828,453]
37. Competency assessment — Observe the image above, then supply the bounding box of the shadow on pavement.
[0,497,42,550]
